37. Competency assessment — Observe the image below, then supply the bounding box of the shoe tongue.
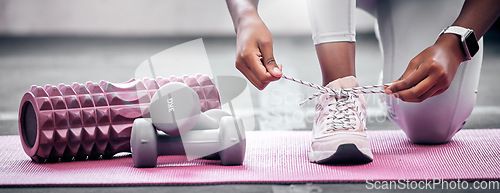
[325,76,360,90]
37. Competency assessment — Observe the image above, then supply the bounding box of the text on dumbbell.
[168,98,175,112]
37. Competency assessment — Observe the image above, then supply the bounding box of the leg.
[307,0,357,85]
[307,0,373,164]
[316,43,356,85]
[313,0,382,85]
[376,0,483,144]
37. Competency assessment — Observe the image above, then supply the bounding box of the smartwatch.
[439,26,479,61]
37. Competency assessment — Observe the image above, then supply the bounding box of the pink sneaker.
[309,76,373,164]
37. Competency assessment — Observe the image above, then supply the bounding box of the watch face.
[465,31,479,57]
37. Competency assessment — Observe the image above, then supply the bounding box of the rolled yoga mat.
[18,74,221,163]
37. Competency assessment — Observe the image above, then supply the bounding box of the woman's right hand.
[234,11,282,90]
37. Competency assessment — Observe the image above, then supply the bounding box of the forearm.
[434,0,500,62]
[452,0,500,39]
[226,0,259,33]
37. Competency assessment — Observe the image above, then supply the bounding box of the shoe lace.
[324,93,358,131]
[280,75,391,131]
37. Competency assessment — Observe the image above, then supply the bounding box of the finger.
[241,50,278,83]
[387,62,430,94]
[399,84,440,103]
[277,63,283,71]
[275,63,283,80]
[396,58,423,83]
[237,62,269,90]
[417,77,451,101]
[417,85,442,102]
[259,57,281,82]
[393,75,437,101]
[259,40,282,78]
[385,59,423,94]
[432,88,448,97]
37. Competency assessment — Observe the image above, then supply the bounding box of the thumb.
[385,70,410,95]
[259,42,282,78]
[386,72,410,94]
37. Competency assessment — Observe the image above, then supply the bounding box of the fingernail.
[273,67,281,74]
[385,89,392,94]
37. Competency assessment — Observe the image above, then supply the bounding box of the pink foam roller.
[18,74,221,163]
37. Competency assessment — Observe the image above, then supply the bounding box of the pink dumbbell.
[18,74,221,163]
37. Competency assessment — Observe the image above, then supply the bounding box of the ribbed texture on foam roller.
[22,74,221,163]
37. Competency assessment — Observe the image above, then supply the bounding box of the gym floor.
[1,32,499,192]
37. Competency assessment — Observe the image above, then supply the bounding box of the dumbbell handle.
[156,129,220,156]
[131,116,245,167]
[191,114,219,130]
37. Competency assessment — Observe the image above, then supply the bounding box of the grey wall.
[0,0,375,37]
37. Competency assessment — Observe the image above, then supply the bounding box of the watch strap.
[441,26,470,41]
[440,26,479,61]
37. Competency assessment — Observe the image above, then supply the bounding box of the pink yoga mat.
[0,129,499,186]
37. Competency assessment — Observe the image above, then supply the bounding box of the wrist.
[235,8,260,34]
[435,33,467,62]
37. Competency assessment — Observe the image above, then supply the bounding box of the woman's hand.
[385,0,500,102]
[234,12,282,90]
[385,34,466,102]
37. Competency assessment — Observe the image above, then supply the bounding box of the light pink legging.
[307,0,483,144]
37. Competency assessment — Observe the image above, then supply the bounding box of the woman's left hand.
[385,34,466,102]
